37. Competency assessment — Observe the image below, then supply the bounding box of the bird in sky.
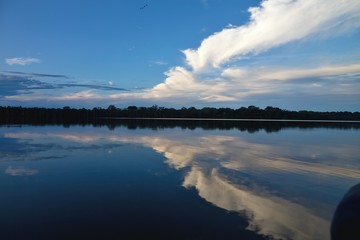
[140,4,148,10]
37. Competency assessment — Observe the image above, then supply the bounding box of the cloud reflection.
[1,126,359,239]
[113,131,358,239]
[5,166,38,176]
[183,167,329,240]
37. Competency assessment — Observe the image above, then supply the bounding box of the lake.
[0,120,359,240]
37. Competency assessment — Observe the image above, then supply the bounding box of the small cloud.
[6,57,40,66]
[152,60,168,66]
[5,166,39,176]
[226,23,237,28]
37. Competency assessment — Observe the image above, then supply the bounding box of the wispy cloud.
[0,73,56,97]
[5,57,40,66]
[1,71,69,79]
[151,60,168,66]
[0,72,127,101]
[58,83,127,91]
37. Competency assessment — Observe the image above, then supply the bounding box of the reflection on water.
[0,122,359,239]
[5,166,39,176]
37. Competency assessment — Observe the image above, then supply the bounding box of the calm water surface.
[0,122,359,240]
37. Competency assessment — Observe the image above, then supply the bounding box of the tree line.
[0,105,359,125]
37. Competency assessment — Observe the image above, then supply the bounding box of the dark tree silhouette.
[0,105,359,126]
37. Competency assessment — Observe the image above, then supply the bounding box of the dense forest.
[1,105,359,125]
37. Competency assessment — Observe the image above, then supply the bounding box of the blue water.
[0,123,359,240]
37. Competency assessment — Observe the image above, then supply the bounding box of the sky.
[0,0,360,111]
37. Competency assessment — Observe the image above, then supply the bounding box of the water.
[0,121,359,240]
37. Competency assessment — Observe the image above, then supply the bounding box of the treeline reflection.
[2,118,360,133]
[90,119,360,133]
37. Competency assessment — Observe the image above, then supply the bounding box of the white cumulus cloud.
[183,0,360,71]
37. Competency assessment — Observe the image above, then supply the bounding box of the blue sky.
[1,0,359,111]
